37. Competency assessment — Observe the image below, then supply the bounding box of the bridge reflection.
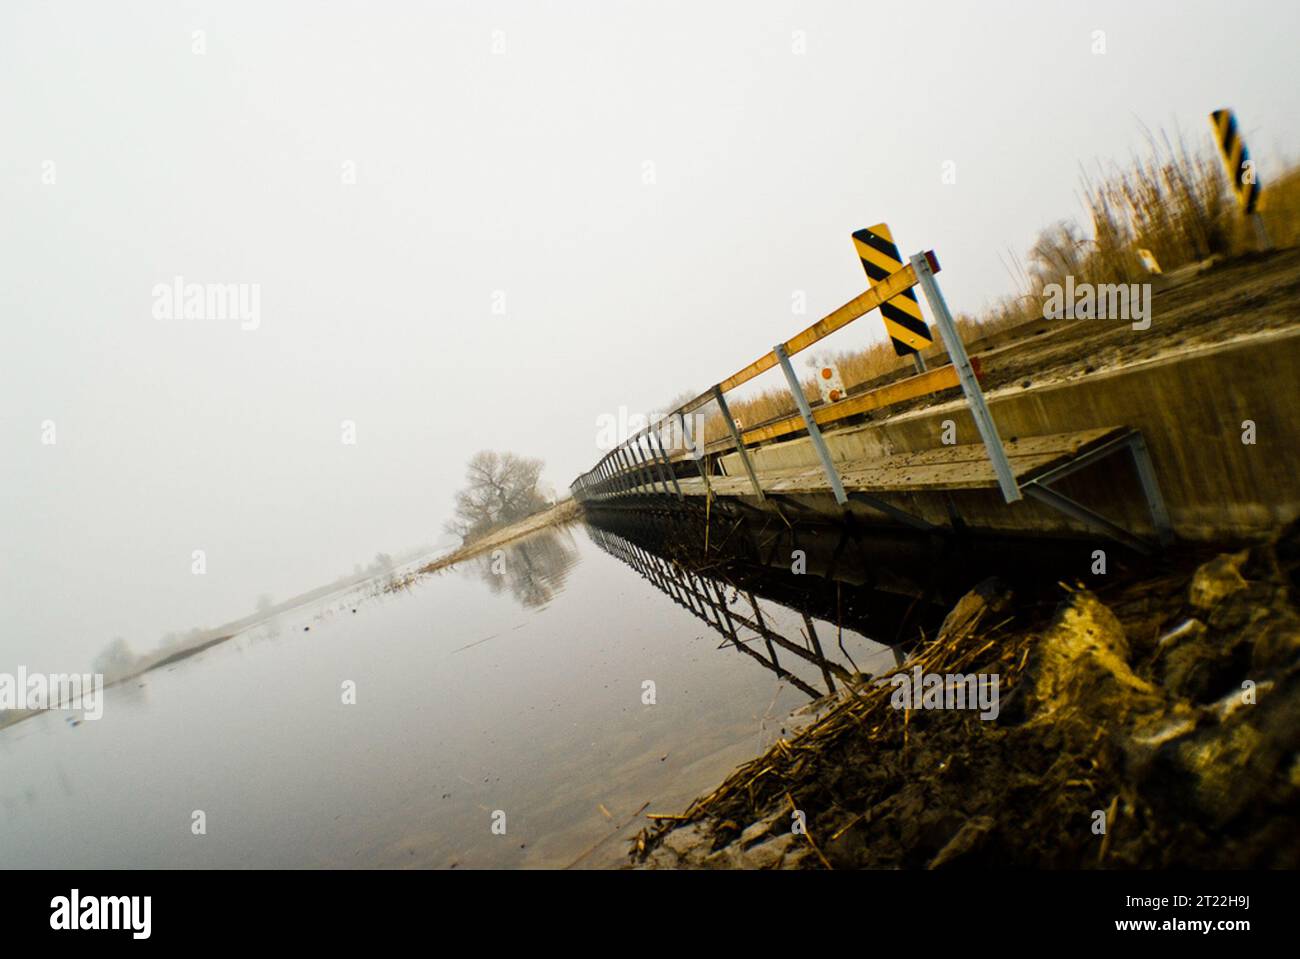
[586,517,912,701]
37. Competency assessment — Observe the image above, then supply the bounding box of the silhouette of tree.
[445,450,548,543]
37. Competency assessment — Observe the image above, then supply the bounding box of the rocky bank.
[633,525,1300,868]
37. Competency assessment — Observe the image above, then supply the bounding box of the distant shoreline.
[388,498,582,588]
[0,499,581,734]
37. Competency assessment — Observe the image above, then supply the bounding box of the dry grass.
[1261,164,1300,249]
[631,590,1028,864]
[696,314,1020,445]
[687,129,1299,447]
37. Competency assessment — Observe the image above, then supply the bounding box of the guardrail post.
[618,447,637,497]
[676,411,712,496]
[712,385,765,501]
[909,251,1022,504]
[609,449,623,497]
[648,426,684,499]
[621,447,639,496]
[627,437,655,493]
[773,343,848,506]
[638,434,671,497]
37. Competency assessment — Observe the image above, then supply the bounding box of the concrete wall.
[718,327,1300,542]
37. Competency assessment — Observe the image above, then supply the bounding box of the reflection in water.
[466,526,579,608]
[1,522,846,869]
[586,520,907,702]
[590,527,844,699]
[583,499,1107,709]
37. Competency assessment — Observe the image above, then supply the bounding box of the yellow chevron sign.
[1210,108,1261,214]
[852,224,933,355]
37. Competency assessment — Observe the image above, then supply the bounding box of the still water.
[0,520,894,869]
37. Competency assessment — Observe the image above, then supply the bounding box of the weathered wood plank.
[622,428,1128,498]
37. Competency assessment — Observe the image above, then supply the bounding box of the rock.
[1250,616,1300,672]
[1189,551,1249,610]
[937,577,1013,645]
[928,816,996,869]
[1028,591,1158,722]
[658,823,713,867]
[1154,616,1245,704]
[737,832,797,869]
[738,810,784,849]
[903,806,967,864]
[1134,665,1300,835]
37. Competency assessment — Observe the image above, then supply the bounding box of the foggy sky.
[3,0,1298,670]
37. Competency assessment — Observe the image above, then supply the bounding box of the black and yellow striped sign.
[852,224,933,356]
[1210,109,1261,214]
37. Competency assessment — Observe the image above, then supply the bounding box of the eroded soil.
[633,524,1300,868]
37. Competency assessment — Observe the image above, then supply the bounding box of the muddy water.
[0,521,893,869]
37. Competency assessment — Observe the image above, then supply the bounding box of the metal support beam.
[773,343,847,506]
[614,448,634,497]
[1022,428,1172,550]
[1027,431,1142,487]
[1127,432,1174,546]
[1023,482,1154,555]
[765,493,826,518]
[638,435,671,496]
[627,440,656,494]
[846,491,939,532]
[678,411,712,496]
[910,251,1021,504]
[712,386,765,501]
[801,613,838,694]
[745,591,783,676]
[647,429,684,499]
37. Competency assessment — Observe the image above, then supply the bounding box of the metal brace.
[1021,429,1173,553]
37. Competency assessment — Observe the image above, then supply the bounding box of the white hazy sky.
[3,0,1298,670]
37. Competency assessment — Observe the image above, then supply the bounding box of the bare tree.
[445,450,547,543]
[660,389,697,414]
[651,388,701,457]
[92,637,137,681]
[1027,220,1089,292]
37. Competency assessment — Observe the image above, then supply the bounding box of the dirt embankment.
[823,247,1300,427]
[633,525,1300,869]
[969,247,1300,393]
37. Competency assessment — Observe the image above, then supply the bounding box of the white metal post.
[909,251,1022,503]
[774,343,848,506]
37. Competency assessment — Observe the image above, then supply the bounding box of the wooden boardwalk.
[636,428,1129,499]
